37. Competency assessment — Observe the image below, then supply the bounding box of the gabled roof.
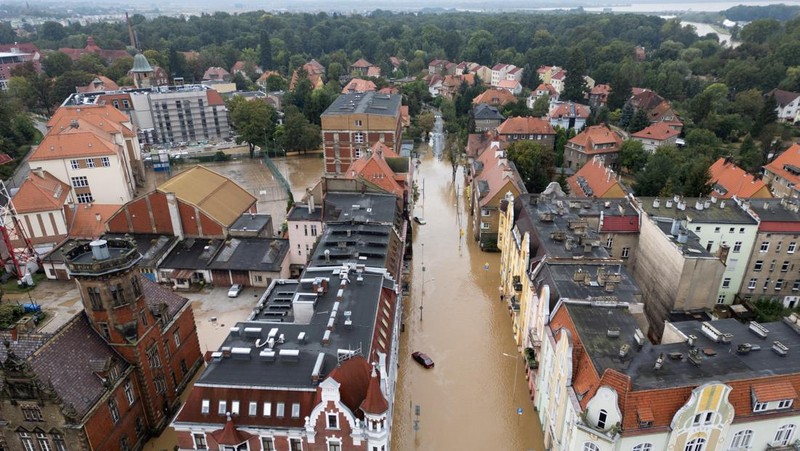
[708,157,771,199]
[765,143,800,188]
[497,79,521,90]
[590,84,611,95]
[76,75,119,94]
[48,104,133,136]
[492,63,509,71]
[549,102,591,120]
[31,131,117,161]
[304,59,326,75]
[342,78,377,94]
[360,367,388,414]
[140,273,190,318]
[472,88,517,106]
[210,415,254,446]
[344,150,404,198]
[769,89,800,108]
[202,66,230,80]
[326,355,372,416]
[569,125,623,154]
[567,157,627,199]
[496,117,555,136]
[12,170,70,213]
[366,66,381,77]
[157,165,257,228]
[475,147,526,207]
[631,122,680,141]
[64,204,121,238]
[473,104,505,121]
[30,313,130,420]
[351,58,373,68]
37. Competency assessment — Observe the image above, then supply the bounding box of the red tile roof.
[210,416,254,446]
[496,117,555,136]
[601,215,639,233]
[342,78,377,94]
[752,379,797,402]
[568,125,622,154]
[304,59,326,75]
[351,58,373,68]
[360,368,389,414]
[326,356,372,415]
[206,89,225,106]
[366,66,381,77]
[47,104,134,137]
[12,170,70,213]
[31,131,117,161]
[709,157,771,199]
[549,102,591,120]
[475,145,524,207]
[58,36,129,62]
[765,143,800,190]
[497,79,520,90]
[0,152,13,165]
[76,75,119,93]
[344,149,404,198]
[591,84,611,95]
[203,66,230,80]
[631,122,680,141]
[567,157,626,199]
[472,88,517,106]
[64,203,122,239]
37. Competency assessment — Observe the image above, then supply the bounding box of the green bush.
[0,303,25,329]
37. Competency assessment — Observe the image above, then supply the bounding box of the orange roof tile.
[0,153,12,165]
[370,141,398,158]
[360,368,389,414]
[206,89,225,106]
[631,122,680,141]
[475,147,525,207]
[472,88,517,106]
[65,204,121,239]
[351,58,373,68]
[637,405,654,422]
[31,132,117,161]
[342,78,377,94]
[366,66,381,78]
[47,104,134,137]
[709,158,771,199]
[752,379,797,403]
[549,102,591,119]
[765,143,800,189]
[12,170,70,213]
[567,157,626,198]
[569,125,623,154]
[345,151,404,197]
[497,79,520,90]
[496,117,555,136]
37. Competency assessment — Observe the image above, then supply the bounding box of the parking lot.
[10,279,258,353]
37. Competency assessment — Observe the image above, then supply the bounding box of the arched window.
[684,438,706,451]
[730,430,753,449]
[583,443,601,451]
[597,409,608,429]
[632,444,653,451]
[775,424,797,446]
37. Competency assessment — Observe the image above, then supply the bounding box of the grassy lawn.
[1,272,47,294]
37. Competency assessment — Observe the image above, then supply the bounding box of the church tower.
[131,52,154,89]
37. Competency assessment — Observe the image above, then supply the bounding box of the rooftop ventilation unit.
[772,341,789,356]
[749,321,769,338]
[634,329,646,349]
[701,322,722,342]
[619,344,630,358]
[279,349,301,361]
[244,327,262,338]
[259,350,276,362]
[607,327,620,338]
[231,347,251,360]
[736,343,752,354]
[311,352,325,383]
[687,335,698,347]
[654,353,664,370]
[687,348,703,366]
[322,330,331,346]
[297,332,306,344]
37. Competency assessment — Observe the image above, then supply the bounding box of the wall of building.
[17,209,68,246]
[36,153,133,205]
[739,230,800,308]
[321,113,402,175]
[287,219,322,266]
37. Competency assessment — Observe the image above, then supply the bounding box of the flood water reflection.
[391,148,544,450]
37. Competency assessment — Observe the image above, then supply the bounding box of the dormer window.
[752,381,796,413]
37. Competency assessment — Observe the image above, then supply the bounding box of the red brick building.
[0,237,202,450]
[320,92,403,175]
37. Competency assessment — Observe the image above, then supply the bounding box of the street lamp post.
[420,272,434,322]
[503,352,521,413]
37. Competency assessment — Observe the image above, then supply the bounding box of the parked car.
[412,351,434,369]
[227,284,243,298]
[414,216,427,225]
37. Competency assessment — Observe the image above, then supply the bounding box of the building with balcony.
[764,143,800,199]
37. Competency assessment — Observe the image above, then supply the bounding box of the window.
[695,226,701,232]
[249,402,257,416]
[354,132,365,144]
[51,433,66,451]
[774,424,796,446]
[19,432,34,451]
[147,346,161,368]
[481,208,491,216]
[733,241,742,252]
[761,241,770,252]
[263,402,272,416]
[754,260,763,271]
[480,222,490,230]
[291,403,300,418]
[597,409,608,429]
[87,287,102,310]
[794,280,800,291]
[790,242,797,253]
[276,402,285,418]
[124,380,135,405]
[262,438,275,451]
[622,247,630,258]
[730,430,753,449]
[722,278,731,288]
[201,399,210,414]
[717,295,726,304]
[684,437,706,451]
[71,176,89,187]
[132,276,142,297]
[86,158,95,168]
[218,400,227,415]
[311,225,317,236]
[110,283,125,306]
[729,227,735,233]
[714,227,720,233]
[783,261,791,272]
[109,398,120,423]
[706,241,714,251]
[327,413,339,429]
[770,260,777,272]
[194,433,208,449]
[748,278,757,289]
[290,438,303,451]
[76,192,94,203]
[632,445,653,451]
[355,120,363,127]
[777,279,785,290]
[583,443,600,451]
[21,404,43,421]
[120,435,129,451]
[692,411,714,426]
[754,401,768,412]
[764,278,771,290]
[778,399,794,409]
[328,442,341,451]
[173,330,181,347]
[101,156,110,167]
[231,400,240,415]
[606,237,614,248]
[740,227,745,234]
[70,159,79,169]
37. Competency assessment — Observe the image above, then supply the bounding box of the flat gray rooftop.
[536,262,641,309]
[198,266,391,389]
[309,223,391,269]
[322,92,401,118]
[229,213,272,234]
[653,218,715,258]
[639,197,756,224]
[563,302,800,391]
[324,192,397,224]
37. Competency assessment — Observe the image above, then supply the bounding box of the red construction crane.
[0,179,39,282]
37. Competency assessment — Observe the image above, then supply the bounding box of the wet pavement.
[391,147,544,451]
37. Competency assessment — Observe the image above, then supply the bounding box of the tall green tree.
[628,109,650,133]
[563,47,588,102]
[506,141,555,193]
[228,96,277,158]
[618,140,649,174]
[259,30,273,69]
[278,105,321,153]
[42,51,73,77]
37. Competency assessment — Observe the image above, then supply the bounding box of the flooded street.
[391,148,544,450]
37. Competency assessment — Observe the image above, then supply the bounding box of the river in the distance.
[526,0,800,12]
[391,146,544,450]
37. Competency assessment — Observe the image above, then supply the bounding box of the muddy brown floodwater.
[391,148,545,451]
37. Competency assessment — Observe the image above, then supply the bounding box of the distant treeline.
[725,4,800,22]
